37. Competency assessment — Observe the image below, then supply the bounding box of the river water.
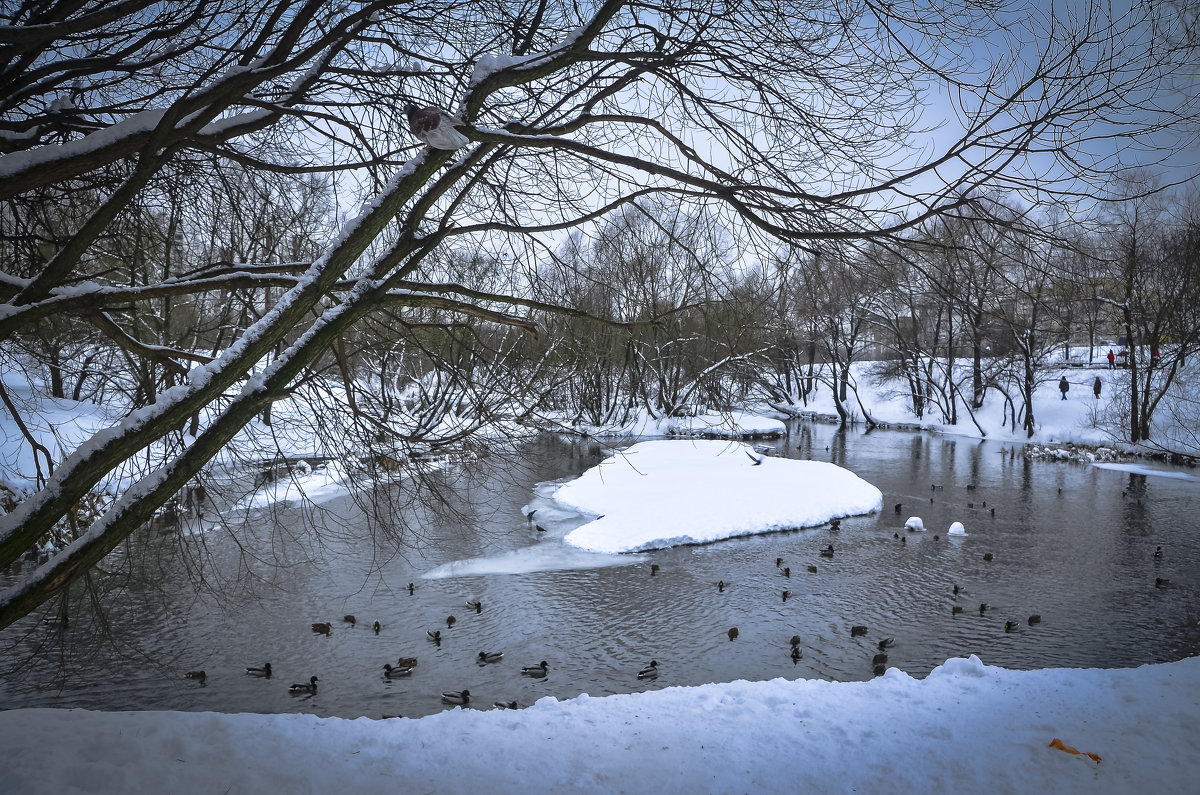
[2,421,1198,719]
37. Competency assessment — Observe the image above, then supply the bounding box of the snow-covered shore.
[3,653,1196,794]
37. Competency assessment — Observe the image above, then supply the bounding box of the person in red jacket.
[1107,349,1115,369]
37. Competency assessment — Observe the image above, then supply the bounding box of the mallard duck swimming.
[718,580,725,592]
[1004,620,1019,632]
[819,545,834,558]
[441,689,470,705]
[312,622,332,635]
[446,615,456,629]
[466,599,482,613]
[427,630,442,642]
[1154,545,1163,558]
[979,603,988,615]
[873,653,888,666]
[782,567,790,578]
[983,552,993,562]
[184,670,206,681]
[343,615,356,625]
[650,564,660,576]
[396,657,418,668]
[807,564,818,573]
[790,646,802,661]
[477,651,504,664]
[873,664,886,677]
[850,625,867,637]
[289,675,319,694]
[383,664,413,678]
[877,637,894,649]
[407,582,415,595]
[776,557,784,568]
[1156,577,1171,587]
[830,518,841,531]
[373,621,381,635]
[727,627,739,641]
[637,660,659,680]
[1027,615,1042,625]
[952,606,964,615]
[493,700,519,710]
[246,662,272,678]
[789,635,802,647]
[522,661,549,677]
[781,590,791,602]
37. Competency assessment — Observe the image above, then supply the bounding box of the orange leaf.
[1049,738,1101,763]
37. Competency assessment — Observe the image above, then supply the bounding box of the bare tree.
[1,0,1196,628]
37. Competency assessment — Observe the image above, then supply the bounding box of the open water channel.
[2,420,1198,719]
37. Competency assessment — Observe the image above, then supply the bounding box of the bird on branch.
[405,103,470,150]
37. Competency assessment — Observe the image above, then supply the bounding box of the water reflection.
[1,423,1198,721]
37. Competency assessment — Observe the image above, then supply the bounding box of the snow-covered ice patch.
[551,440,882,554]
[905,516,925,531]
[948,521,967,536]
[1092,463,1200,482]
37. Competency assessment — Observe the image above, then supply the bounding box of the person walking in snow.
[1093,376,1102,399]
[1107,349,1115,369]
[1059,376,1069,400]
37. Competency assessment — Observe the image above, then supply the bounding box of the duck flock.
[179,585,658,714]
[178,499,1171,716]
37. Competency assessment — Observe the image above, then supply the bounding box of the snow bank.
[552,440,882,553]
[2,654,1196,794]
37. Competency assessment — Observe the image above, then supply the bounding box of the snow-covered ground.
[2,653,1196,794]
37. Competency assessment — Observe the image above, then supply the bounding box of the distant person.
[1093,376,1102,399]
[1107,349,1115,369]
[1059,376,1069,400]
[1152,345,1160,366]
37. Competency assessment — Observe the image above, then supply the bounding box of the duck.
[850,625,868,637]
[535,524,547,533]
[877,637,894,650]
[289,675,319,694]
[650,564,660,576]
[493,700,519,710]
[383,664,413,678]
[789,635,802,647]
[477,651,504,664]
[373,621,381,635]
[776,557,784,568]
[790,646,802,661]
[343,615,356,626]
[1154,546,1163,558]
[427,630,442,642]
[819,545,834,558]
[1156,577,1171,588]
[979,603,988,615]
[952,606,964,615]
[637,660,659,680]
[781,590,791,602]
[782,566,791,578]
[521,661,549,677]
[396,657,418,668]
[441,689,471,705]
[718,580,725,593]
[446,615,456,629]
[983,552,994,562]
[311,622,332,635]
[873,664,886,677]
[953,584,961,595]
[184,670,206,682]
[407,582,415,595]
[872,653,888,665]
[830,518,841,532]
[1005,620,1019,632]
[246,662,272,678]
[727,627,739,641]
[1027,615,1042,625]
[466,599,482,613]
